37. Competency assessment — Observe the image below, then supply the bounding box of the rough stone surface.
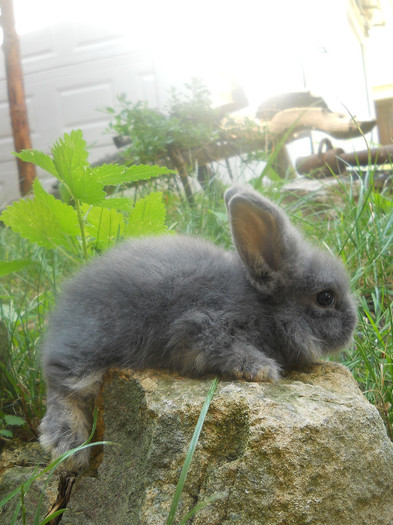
[57,363,393,525]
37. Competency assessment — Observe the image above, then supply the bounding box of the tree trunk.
[0,0,36,195]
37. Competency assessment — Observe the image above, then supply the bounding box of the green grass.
[166,177,231,245]
[0,227,76,440]
[282,170,393,439]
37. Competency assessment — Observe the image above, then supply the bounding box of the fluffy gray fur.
[39,186,357,468]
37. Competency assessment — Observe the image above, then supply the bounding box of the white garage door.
[0,14,162,204]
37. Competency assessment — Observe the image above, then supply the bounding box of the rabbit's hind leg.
[39,370,104,469]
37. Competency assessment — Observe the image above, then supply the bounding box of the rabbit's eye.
[316,290,336,308]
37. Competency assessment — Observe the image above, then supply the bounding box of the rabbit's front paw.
[233,362,280,382]
[228,347,281,382]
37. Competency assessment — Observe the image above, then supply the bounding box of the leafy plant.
[0,130,175,261]
[105,79,221,164]
[0,413,25,440]
[104,79,265,200]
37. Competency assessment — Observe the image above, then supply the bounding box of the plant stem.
[74,199,88,260]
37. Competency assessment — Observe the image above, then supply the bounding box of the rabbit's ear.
[226,189,289,276]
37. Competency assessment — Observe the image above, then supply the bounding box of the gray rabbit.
[39,186,357,468]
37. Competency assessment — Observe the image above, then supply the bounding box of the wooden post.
[0,0,36,195]
[167,146,195,206]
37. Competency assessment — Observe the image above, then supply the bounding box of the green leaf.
[0,429,13,438]
[99,197,133,211]
[51,130,106,205]
[83,205,125,250]
[0,260,31,277]
[0,179,80,251]
[92,164,129,185]
[3,415,25,426]
[94,164,176,186]
[125,192,167,237]
[66,166,106,205]
[51,129,89,167]
[13,150,58,177]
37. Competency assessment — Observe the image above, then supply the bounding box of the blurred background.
[1,0,393,202]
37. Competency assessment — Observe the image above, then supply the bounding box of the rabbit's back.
[42,235,247,373]
[61,235,239,311]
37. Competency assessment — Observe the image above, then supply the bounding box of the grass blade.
[39,509,66,524]
[166,377,219,525]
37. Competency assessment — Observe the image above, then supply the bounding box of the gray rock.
[60,363,393,525]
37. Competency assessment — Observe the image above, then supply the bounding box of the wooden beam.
[267,107,376,140]
[0,0,36,195]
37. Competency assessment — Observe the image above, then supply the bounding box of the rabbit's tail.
[39,371,103,469]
